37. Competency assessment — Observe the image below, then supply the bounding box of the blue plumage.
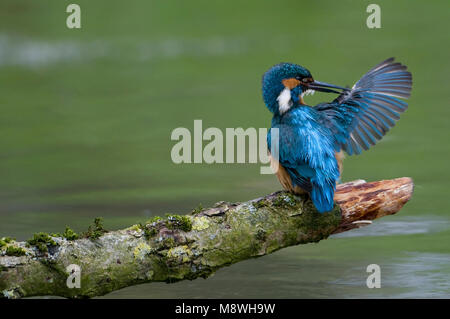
[263,58,412,213]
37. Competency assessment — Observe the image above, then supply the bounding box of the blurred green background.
[0,0,449,298]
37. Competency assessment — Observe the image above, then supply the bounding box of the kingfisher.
[263,58,412,213]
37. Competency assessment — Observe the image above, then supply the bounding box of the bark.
[0,177,413,299]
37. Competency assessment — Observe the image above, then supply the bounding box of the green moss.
[139,223,158,239]
[272,196,286,207]
[162,237,176,248]
[253,199,269,209]
[285,192,299,201]
[293,203,342,242]
[26,232,58,252]
[2,237,14,244]
[39,259,67,277]
[49,226,79,240]
[272,193,298,208]
[5,246,26,256]
[0,237,15,248]
[62,226,79,240]
[191,203,203,215]
[146,216,162,225]
[141,217,163,239]
[129,224,142,232]
[166,214,192,232]
[82,217,107,240]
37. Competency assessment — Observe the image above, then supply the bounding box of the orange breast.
[269,153,307,195]
[335,150,344,175]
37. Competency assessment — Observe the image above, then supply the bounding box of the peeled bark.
[0,177,413,299]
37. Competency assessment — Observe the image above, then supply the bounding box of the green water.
[1,0,449,298]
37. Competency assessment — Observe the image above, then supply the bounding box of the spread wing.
[315,57,412,155]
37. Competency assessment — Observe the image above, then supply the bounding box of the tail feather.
[310,181,335,213]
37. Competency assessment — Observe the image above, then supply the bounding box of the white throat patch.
[277,87,292,114]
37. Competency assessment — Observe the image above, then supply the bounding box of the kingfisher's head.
[262,62,344,115]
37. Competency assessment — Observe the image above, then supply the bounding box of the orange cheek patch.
[282,78,301,89]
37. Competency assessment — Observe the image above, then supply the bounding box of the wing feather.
[317,57,412,155]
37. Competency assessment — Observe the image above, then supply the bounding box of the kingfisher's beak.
[308,81,348,94]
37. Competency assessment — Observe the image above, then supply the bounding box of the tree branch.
[0,177,413,299]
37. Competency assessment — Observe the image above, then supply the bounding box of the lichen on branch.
[0,177,413,299]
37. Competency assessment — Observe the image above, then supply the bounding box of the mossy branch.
[0,177,413,299]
